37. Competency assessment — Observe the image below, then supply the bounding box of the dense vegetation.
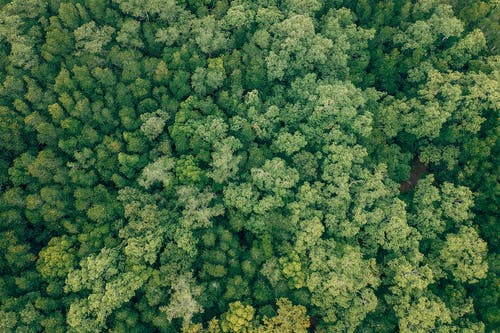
[0,0,498,332]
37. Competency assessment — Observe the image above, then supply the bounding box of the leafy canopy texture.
[0,0,498,332]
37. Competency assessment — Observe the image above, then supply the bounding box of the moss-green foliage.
[0,0,498,331]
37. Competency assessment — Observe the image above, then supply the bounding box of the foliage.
[0,0,498,331]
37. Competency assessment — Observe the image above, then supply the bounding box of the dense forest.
[0,0,498,332]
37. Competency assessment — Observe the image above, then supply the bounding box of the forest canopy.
[0,0,499,332]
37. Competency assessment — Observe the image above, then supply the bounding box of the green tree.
[220,301,255,333]
[257,298,309,333]
[159,273,204,326]
[208,137,242,184]
[306,241,380,330]
[397,296,452,333]
[116,19,143,49]
[439,226,488,284]
[74,21,115,55]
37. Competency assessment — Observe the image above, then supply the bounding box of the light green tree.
[439,226,488,284]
